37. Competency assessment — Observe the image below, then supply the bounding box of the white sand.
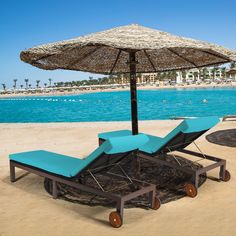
[0,120,236,236]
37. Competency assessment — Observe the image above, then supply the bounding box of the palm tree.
[230,62,236,69]
[24,79,29,89]
[48,78,52,87]
[202,68,209,80]
[36,80,40,88]
[13,79,17,90]
[44,83,47,88]
[211,68,216,80]
[2,84,6,91]
[180,70,187,83]
[28,84,32,89]
[193,71,199,82]
[20,85,23,89]
[98,78,102,85]
[55,82,64,87]
[221,67,226,79]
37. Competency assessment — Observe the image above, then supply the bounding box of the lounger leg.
[10,161,16,182]
[149,190,156,208]
[52,180,58,199]
[220,164,226,180]
[116,199,124,223]
[194,173,199,188]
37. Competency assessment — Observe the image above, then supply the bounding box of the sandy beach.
[0,120,235,236]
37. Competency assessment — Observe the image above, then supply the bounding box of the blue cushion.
[141,116,220,154]
[9,134,149,178]
[98,130,132,140]
[105,134,149,154]
[98,116,220,155]
[139,134,164,154]
[9,150,83,178]
[182,116,219,133]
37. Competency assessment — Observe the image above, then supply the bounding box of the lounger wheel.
[153,197,161,210]
[185,183,198,198]
[222,170,231,182]
[109,211,122,228]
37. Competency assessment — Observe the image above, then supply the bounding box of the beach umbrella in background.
[20,24,236,135]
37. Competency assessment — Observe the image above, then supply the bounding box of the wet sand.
[0,120,235,236]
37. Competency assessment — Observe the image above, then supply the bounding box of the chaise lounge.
[98,116,231,198]
[9,134,161,228]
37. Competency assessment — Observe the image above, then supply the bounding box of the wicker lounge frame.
[99,133,230,198]
[136,130,230,197]
[9,152,160,228]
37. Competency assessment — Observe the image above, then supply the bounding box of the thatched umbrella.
[20,24,236,134]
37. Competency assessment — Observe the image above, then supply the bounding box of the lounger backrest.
[151,116,220,154]
[78,134,149,175]
[160,130,206,152]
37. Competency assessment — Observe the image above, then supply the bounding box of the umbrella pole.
[129,51,138,135]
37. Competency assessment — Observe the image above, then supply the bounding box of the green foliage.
[2,84,6,90]
[230,62,236,69]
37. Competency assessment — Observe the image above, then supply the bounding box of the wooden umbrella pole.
[129,51,138,135]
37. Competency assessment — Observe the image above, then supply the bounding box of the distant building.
[176,67,225,84]
[140,73,157,83]
[120,67,227,85]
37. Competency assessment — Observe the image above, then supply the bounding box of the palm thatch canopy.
[20,24,236,74]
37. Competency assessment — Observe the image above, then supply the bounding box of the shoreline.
[0,116,228,126]
[0,83,235,98]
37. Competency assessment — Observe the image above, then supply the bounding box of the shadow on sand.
[206,129,236,147]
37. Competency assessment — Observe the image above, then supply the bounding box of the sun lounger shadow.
[9,134,161,228]
[2,172,45,195]
[99,116,231,198]
[206,176,222,182]
[13,171,30,181]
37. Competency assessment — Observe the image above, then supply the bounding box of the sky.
[1,0,236,88]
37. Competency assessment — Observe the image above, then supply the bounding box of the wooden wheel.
[153,197,161,210]
[185,183,198,198]
[222,170,231,182]
[109,211,122,228]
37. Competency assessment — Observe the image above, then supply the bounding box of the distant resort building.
[135,67,230,85]
[119,73,157,84]
[139,73,157,84]
[176,68,225,84]
[114,66,234,87]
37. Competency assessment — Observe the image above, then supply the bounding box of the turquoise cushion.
[139,134,164,154]
[9,134,149,178]
[9,150,83,178]
[104,134,149,154]
[98,130,132,140]
[182,116,219,133]
[98,116,220,155]
[140,116,219,154]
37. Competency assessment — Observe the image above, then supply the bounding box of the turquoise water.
[0,88,236,122]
